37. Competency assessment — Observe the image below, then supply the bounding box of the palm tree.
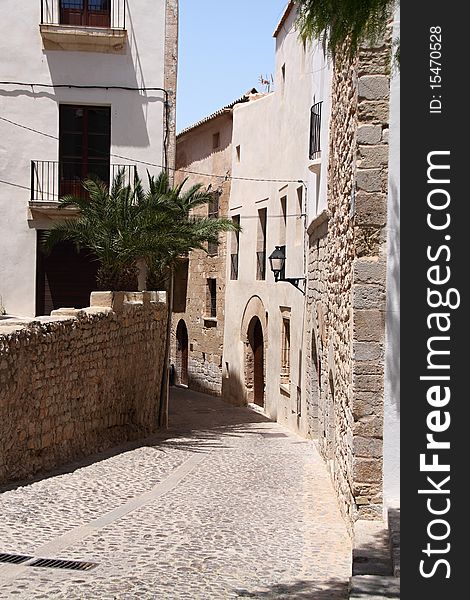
[42,172,143,291]
[135,172,236,288]
[294,0,396,57]
[41,170,239,291]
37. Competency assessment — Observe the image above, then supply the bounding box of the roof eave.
[177,89,258,138]
[273,1,295,38]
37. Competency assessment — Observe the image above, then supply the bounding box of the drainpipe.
[159,266,174,428]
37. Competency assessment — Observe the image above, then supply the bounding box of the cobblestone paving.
[0,388,351,599]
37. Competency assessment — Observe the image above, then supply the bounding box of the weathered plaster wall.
[0,291,167,485]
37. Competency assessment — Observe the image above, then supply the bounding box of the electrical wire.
[0,171,307,215]
[0,116,57,140]
[0,82,170,172]
[0,82,167,92]
[0,179,30,191]
[0,115,305,185]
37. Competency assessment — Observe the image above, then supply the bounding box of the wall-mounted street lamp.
[268,245,306,295]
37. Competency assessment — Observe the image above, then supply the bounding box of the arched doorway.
[176,320,189,386]
[247,317,265,407]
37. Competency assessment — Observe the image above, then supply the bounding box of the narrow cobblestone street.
[0,388,351,599]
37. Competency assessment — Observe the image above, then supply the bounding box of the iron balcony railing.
[31,161,137,202]
[256,250,266,281]
[230,253,239,281]
[309,101,322,160]
[40,0,126,30]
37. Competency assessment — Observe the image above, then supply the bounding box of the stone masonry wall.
[305,215,329,440]
[306,32,392,529]
[352,37,391,522]
[0,291,167,485]
[170,172,229,396]
[171,113,233,397]
[164,0,179,181]
[325,45,359,528]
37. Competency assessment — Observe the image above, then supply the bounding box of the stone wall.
[171,112,233,397]
[0,291,167,485]
[164,0,179,180]
[352,38,391,521]
[306,33,392,528]
[305,213,329,440]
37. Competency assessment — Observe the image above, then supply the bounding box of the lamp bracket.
[282,277,306,295]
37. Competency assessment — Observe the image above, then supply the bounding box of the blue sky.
[176,0,290,133]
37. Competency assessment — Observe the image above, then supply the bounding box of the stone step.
[387,507,401,577]
[352,520,393,576]
[350,575,400,599]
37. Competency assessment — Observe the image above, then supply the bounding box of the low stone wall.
[187,355,223,396]
[0,291,167,485]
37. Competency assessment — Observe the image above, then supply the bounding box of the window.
[60,1,111,27]
[296,186,303,246]
[236,145,241,162]
[281,63,286,83]
[208,193,219,219]
[309,101,322,160]
[230,215,240,280]
[207,193,219,256]
[256,208,267,280]
[280,195,287,246]
[172,259,189,313]
[206,279,217,318]
[59,105,111,198]
[280,317,291,385]
[212,132,220,150]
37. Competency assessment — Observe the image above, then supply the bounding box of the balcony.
[309,101,322,161]
[40,1,127,53]
[30,161,137,213]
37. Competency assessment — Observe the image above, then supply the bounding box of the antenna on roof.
[258,74,273,93]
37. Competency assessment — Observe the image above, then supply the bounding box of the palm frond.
[46,169,240,290]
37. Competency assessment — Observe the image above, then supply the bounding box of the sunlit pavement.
[0,387,351,599]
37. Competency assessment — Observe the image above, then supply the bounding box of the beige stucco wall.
[0,291,167,485]
[0,0,176,317]
[223,7,331,437]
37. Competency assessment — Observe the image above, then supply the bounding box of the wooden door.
[60,1,111,28]
[59,105,111,199]
[253,319,264,407]
[176,320,189,386]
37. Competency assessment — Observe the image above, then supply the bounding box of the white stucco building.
[222,2,332,437]
[0,0,177,317]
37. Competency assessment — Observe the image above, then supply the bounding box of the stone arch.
[175,319,189,386]
[240,295,268,344]
[241,296,268,407]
